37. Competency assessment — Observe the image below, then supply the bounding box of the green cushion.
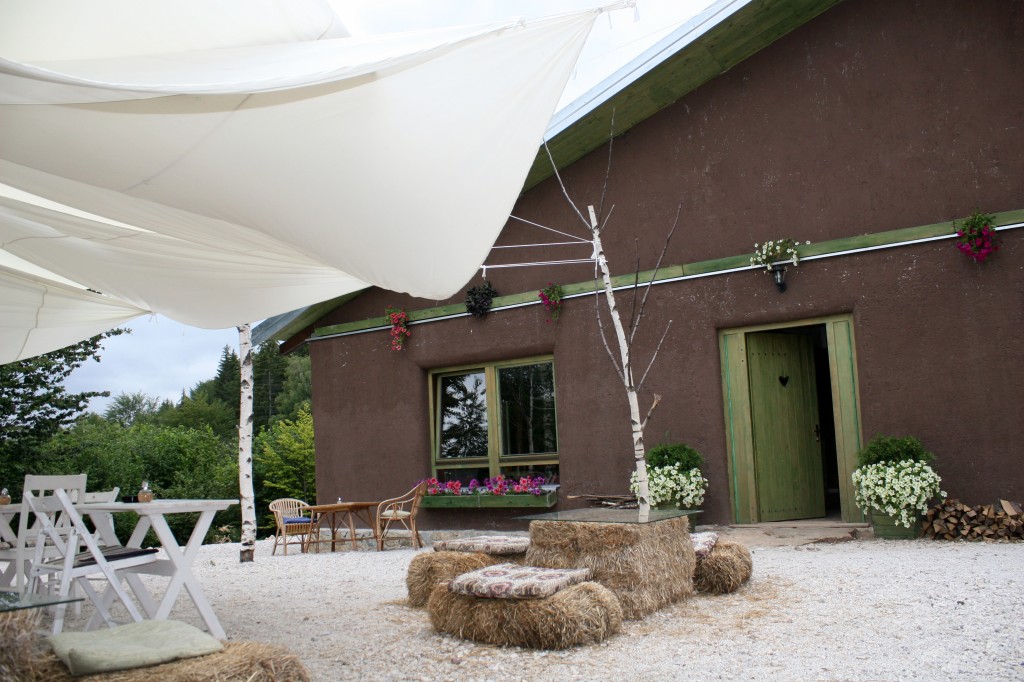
[47,620,223,676]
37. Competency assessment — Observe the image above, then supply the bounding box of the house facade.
[266,0,1023,529]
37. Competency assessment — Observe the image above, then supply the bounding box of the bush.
[856,435,934,468]
[647,442,702,471]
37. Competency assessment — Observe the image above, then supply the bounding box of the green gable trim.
[311,210,1023,340]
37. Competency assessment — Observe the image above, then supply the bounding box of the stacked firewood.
[923,499,1023,541]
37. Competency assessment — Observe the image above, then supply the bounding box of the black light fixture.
[771,264,787,293]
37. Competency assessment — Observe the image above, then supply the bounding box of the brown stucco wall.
[308,0,1024,528]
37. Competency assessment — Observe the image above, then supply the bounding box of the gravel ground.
[63,535,1024,681]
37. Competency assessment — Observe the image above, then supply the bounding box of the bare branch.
[629,200,683,345]
[593,268,625,383]
[597,109,617,222]
[627,239,640,347]
[543,140,592,232]
[637,320,673,393]
[640,393,663,432]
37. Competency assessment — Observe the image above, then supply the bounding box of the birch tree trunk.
[589,207,651,514]
[237,323,256,562]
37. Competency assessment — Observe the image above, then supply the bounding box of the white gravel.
[66,535,1024,681]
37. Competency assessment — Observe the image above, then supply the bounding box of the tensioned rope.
[480,214,593,278]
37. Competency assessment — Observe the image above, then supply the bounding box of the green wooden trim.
[420,490,558,509]
[311,210,1023,340]
[719,330,757,524]
[826,318,865,523]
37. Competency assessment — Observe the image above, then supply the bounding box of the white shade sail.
[0,0,607,362]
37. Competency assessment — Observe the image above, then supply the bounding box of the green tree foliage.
[647,442,703,471]
[103,391,161,427]
[155,380,237,440]
[212,346,241,414]
[254,405,316,533]
[255,405,316,500]
[0,330,125,496]
[275,350,311,420]
[40,419,238,544]
[252,342,289,434]
[856,435,934,467]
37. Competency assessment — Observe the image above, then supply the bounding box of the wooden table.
[78,498,237,639]
[303,502,378,552]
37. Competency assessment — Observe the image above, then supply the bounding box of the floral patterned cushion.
[432,535,529,555]
[449,563,591,599]
[691,531,719,559]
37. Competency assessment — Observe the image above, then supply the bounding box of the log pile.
[923,499,1023,541]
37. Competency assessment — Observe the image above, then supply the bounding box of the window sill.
[420,490,558,509]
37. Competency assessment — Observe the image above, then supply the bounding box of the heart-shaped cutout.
[779,376,790,387]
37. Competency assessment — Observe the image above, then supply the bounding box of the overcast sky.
[63,0,713,414]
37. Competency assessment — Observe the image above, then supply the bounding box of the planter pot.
[420,490,558,509]
[870,510,921,539]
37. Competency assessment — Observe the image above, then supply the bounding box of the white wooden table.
[77,498,237,639]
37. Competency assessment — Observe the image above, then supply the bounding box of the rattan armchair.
[269,498,316,555]
[375,481,427,551]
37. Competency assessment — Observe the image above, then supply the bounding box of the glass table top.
[516,507,702,524]
[0,590,84,613]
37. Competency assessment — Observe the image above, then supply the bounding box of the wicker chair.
[375,481,427,551]
[269,498,316,555]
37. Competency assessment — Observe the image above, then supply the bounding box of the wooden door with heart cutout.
[745,332,825,521]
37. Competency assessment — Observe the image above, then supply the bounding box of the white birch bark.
[237,323,256,562]
[589,206,651,513]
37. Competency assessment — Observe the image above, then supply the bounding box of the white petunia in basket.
[630,463,707,508]
[852,460,946,528]
[750,238,810,272]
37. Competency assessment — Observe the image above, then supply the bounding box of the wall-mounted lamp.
[771,264,787,293]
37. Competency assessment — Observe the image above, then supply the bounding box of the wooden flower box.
[420,490,558,509]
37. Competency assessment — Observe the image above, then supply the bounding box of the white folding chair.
[25,488,159,634]
[0,474,88,596]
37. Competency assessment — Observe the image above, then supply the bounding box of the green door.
[746,332,825,521]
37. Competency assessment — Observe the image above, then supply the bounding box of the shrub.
[646,442,702,471]
[856,435,934,468]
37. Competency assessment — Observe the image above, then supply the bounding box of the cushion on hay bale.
[525,516,695,620]
[694,540,753,595]
[32,641,310,682]
[449,563,591,599]
[47,620,223,676]
[690,531,719,559]
[427,580,622,649]
[432,534,529,555]
[406,550,504,607]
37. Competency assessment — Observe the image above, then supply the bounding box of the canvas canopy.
[0,0,610,363]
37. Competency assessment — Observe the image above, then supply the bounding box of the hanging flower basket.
[538,283,564,323]
[954,210,999,263]
[385,306,410,351]
[465,281,498,317]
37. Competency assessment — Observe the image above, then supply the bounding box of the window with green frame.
[429,356,558,485]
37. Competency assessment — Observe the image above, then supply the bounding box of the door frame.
[719,314,865,523]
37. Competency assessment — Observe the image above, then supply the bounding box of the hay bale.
[30,641,309,682]
[693,540,753,594]
[427,581,622,649]
[1,609,46,682]
[407,551,504,607]
[525,516,695,619]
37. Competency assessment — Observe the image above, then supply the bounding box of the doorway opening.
[749,325,840,518]
[719,315,863,524]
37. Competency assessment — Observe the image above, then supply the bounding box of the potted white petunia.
[851,435,946,538]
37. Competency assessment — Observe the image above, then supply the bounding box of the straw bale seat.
[406,550,506,607]
[427,564,622,649]
[692,533,753,595]
[524,515,695,619]
[1,610,309,682]
[431,534,529,557]
[407,535,530,607]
